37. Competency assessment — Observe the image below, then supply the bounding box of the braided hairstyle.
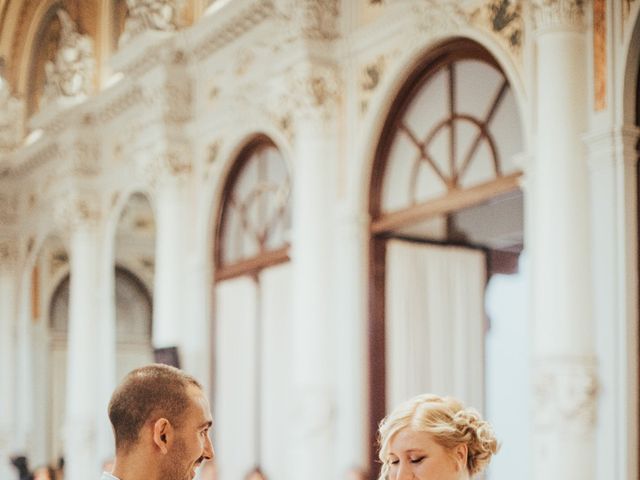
[377,394,498,479]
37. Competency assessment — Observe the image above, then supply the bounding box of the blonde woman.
[377,394,498,480]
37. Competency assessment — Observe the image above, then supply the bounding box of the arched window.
[371,41,522,231]
[367,39,524,476]
[215,136,291,280]
[213,135,292,480]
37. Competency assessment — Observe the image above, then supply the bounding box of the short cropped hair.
[108,364,202,451]
[377,394,498,479]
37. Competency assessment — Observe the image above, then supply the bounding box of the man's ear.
[152,418,173,455]
[452,443,468,472]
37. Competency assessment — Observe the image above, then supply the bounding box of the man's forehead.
[187,385,213,423]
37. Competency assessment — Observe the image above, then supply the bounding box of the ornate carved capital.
[284,63,342,124]
[532,0,586,32]
[533,356,598,433]
[54,190,102,231]
[137,141,193,185]
[41,10,96,105]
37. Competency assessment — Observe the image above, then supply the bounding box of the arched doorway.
[367,39,525,477]
[213,135,292,480]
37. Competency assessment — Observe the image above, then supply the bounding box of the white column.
[95,233,116,466]
[0,242,17,479]
[14,269,34,456]
[585,126,639,480]
[150,150,194,364]
[531,2,597,480]
[333,212,369,478]
[288,64,339,480]
[63,199,104,480]
[183,256,210,392]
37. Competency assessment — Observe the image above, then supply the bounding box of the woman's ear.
[152,418,173,454]
[452,443,468,472]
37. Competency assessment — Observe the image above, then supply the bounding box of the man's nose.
[203,433,214,460]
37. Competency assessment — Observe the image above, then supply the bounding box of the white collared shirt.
[101,473,120,480]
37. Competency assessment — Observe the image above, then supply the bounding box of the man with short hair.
[102,364,214,480]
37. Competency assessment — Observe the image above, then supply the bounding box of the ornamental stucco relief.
[412,0,523,57]
[119,0,183,46]
[41,10,95,105]
[287,63,342,121]
[533,357,598,433]
[359,54,387,114]
[0,76,24,153]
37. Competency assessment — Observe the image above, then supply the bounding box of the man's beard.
[163,437,195,480]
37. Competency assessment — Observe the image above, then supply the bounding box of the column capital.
[532,0,586,32]
[283,62,342,127]
[54,190,103,232]
[137,139,193,187]
[533,355,598,433]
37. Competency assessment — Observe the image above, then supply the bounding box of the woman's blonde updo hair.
[377,394,498,479]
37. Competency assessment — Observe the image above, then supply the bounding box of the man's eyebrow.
[198,420,213,429]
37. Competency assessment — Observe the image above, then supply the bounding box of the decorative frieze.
[193,0,275,61]
[532,0,586,31]
[533,356,598,433]
[95,86,145,124]
[41,10,95,105]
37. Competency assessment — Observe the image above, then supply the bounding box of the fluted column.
[288,61,340,480]
[531,2,597,479]
[58,193,105,480]
[0,241,18,479]
[585,125,640,480]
